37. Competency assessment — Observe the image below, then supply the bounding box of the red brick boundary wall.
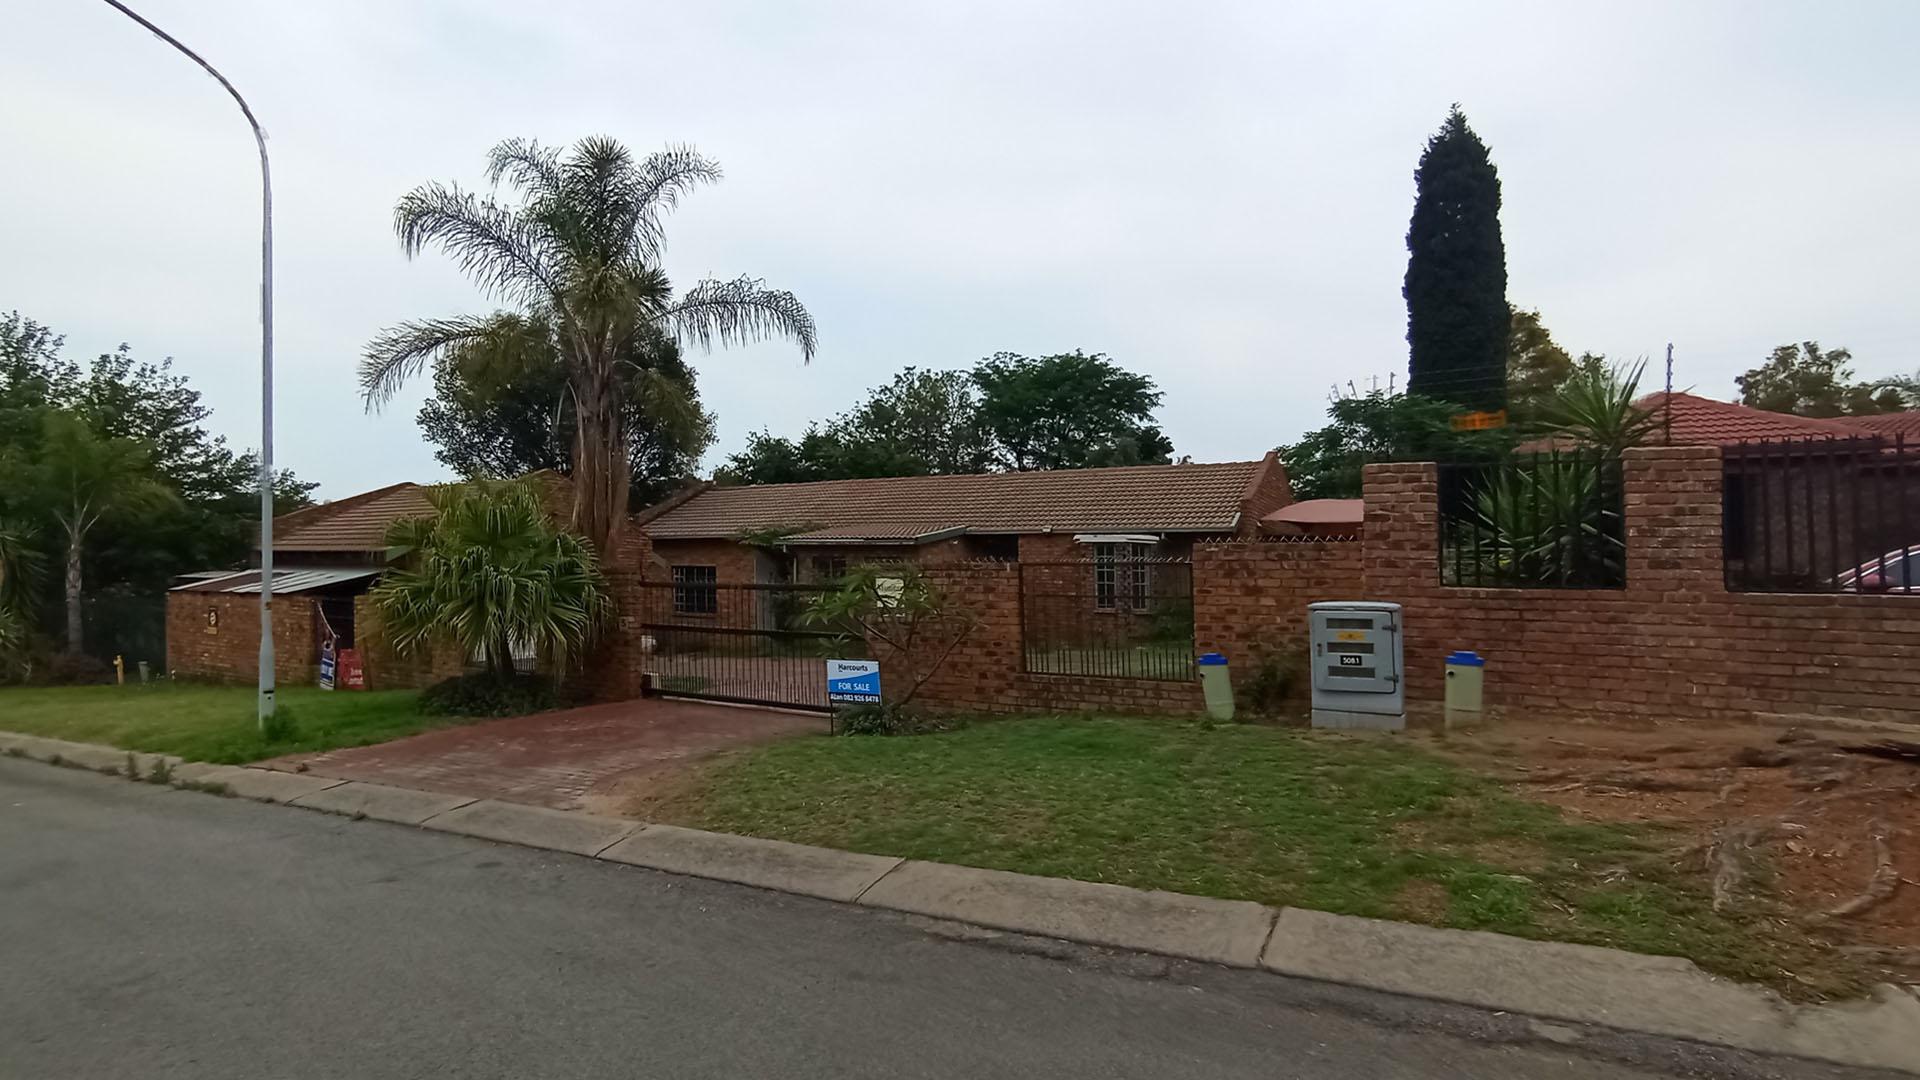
[1192,539,1366,680]
[1365,446,1920,724]
[598,447,1919,723]
[874,563,1200,715]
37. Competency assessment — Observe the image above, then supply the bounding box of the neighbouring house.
[1260,498,1364,538]
[165,473,570,688]
[1635,393,1920,590]
[633,454,1292,588]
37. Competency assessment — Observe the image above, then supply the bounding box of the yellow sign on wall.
[1451,409,1508,431]
[1335,630,1367,642]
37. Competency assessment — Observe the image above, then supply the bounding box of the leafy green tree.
[3,412,176,654]
[717,428,834,485]
[830,368,995,477]
[1735,342,1905,417]
[1405,106,1509,413]
[972,351,1172,470]
[0,313,78,448]
[371,481,609,678]
[0,517,39,670]
[1279,393,1507,500]
[415,322,714,508]
[360,137,817,551]
[804,565,977,712]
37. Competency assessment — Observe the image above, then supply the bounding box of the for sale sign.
[825,659,882,704]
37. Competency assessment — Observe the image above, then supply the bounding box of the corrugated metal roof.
[170,567,383,595]
[643,460,1266,540]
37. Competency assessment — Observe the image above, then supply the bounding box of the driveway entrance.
[266,699,821,811]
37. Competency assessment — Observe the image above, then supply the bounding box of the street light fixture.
[101,0,277,727]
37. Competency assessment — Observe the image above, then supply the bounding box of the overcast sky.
[6,1,1918,499]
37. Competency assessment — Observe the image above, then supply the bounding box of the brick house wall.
[1237,452,1295,533]
[165,592,318,686]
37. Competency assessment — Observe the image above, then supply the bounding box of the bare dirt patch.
[1426,717,1920,986]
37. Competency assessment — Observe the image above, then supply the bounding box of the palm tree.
[17,412,175,655]
[360,137,817,551]
[370,480,609,678]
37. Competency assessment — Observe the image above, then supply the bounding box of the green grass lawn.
[651,715,1855,996]
[0,684,454,764]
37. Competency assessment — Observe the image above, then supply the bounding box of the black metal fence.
[1437,450,1626,588]
[81,588,166,671]
[635,580,867,711]
[1020,559,1194,680]
[1723,435,1920,594]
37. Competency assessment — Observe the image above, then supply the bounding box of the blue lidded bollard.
[1197,652,1234,722]
[1444,650,1485,715]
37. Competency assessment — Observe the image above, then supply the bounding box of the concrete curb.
[858,859,1275,967]
[4,732,1917,1074]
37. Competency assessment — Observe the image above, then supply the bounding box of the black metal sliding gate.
[635,581,866,712]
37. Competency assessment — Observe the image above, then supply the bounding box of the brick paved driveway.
[266,698,824,812]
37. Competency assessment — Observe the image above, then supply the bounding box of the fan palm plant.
[1534,359,1657,453]
[360,137,816,551]
[370,480,609,678]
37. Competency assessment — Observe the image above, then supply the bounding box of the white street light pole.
[101,0,277,727]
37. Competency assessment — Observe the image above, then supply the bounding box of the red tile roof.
[1843,411,1920,439]
[1641,392,1880,446]
[642,459,1274,540]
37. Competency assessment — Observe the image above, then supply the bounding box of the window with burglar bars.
[1723,435,1920,594]
[670,565,718,614]
[1021,559,1194,680]
[1437,450,1626,588]
[1092,542,1153,610]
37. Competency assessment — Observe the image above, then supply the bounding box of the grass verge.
[648,714,1861,997]
[0,683,452,764]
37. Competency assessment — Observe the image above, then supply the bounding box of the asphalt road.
[0,758,1868,1080]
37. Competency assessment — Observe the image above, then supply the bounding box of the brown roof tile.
[642,461,1266,540]
[274,484,436,552]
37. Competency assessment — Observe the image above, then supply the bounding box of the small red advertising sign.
[336,648,367,691]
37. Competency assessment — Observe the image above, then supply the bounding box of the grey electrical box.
[1308,601,1405,730]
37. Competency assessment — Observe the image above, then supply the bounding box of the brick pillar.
[1622,444,1726,596]
[1359,462,1442,702]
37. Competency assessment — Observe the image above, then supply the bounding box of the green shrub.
[260,704,299,743]
[832,703,951,736]
[43,652,114,686]
[420,672,561,718]
[1242,650,1305,717]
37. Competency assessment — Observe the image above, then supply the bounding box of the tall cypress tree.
[1404,106,1509,412]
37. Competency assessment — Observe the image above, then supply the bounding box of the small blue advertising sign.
[825,659,882,704]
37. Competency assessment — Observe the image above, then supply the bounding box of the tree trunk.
[64,531,83,656]
[569,361,630,553]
